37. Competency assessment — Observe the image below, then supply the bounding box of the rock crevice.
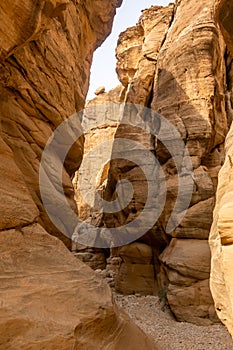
[73,0,233,328]
[0,1,157,348]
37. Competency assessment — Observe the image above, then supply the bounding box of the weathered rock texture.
[114,243,157,295]
[72,85,125,269]
[0,224,157,350]
[148,0,227,325]
[209,0,233,337]
[0,0,124,246]
[0,1,158,349]
[74,0,232,326]
[73,85,125,224]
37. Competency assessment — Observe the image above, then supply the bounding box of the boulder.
[114,243,157,295]
[0,224,157,349]
[95,86,106,95]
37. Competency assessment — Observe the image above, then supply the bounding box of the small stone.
[94,86,105,95]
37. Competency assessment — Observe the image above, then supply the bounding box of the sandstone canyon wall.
[0,1,157,349]
[74,0,233,327]
[209,0,233,337]
[0,0,123,246]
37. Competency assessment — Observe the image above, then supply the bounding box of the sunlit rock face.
[74,3,175,297]
[0,1,158,349]
[209,0,233,337]
[0,0,123,246]
[0,224,157,350]
[73,86,125,224]
[72,86,125,270]
[148,0,227,325]
[74,0,233,326]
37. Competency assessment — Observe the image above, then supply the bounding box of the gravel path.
[114,294,233,350]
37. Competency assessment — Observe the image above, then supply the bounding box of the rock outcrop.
[0,224,156,350]
[148,0,227,325]
[209,0,233,337]
[72,85,125,268]
[114,242,157,295]
[0,0,124,246]
[74,0,231,326]
[0,1,158,348]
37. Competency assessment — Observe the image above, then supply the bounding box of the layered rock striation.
[0,1,158,348]
[209,0,233,337]
[74,0,232,326]
[0,224,157,350]
[0,0,124,246]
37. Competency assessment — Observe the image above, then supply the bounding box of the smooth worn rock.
[74,0,232,328]
[172,197,215,239]
[0,0,159,348]
[209,0,233,337]
[78,0,232,324]
[114,243,157,295]
[0,137,39,230]
[73,250,107,270]
[116,5,174,105]
[95,0,227,324]
[160,239,218,325]
[0,224,157,350]
[0,0,122,246]
[95,86,106,95]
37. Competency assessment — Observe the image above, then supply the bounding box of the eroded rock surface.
[114,242,157,296]
[148,0,227,324]
[0,1,158,348]
[74,0,232,326]
[209,0,233,337]
[0,224,156,350]
[0,0,124,246]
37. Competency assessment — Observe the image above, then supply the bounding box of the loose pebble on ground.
[114,294,233,350]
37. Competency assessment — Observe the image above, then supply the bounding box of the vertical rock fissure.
[0,1,163,349]
[225,48,233,126]
[72,0,233,328]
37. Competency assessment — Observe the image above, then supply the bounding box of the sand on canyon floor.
[114,293,233,350]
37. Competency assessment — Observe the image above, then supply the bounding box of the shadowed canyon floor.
[73,0,232,329]
[115,293,233,350]
[2,0,233,347]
